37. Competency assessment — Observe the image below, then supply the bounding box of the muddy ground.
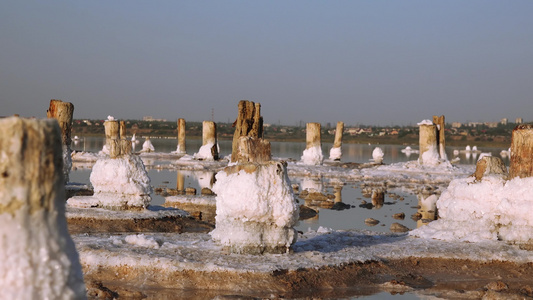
[85,257,533,299]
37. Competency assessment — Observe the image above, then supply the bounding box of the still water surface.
[70,136,508,234]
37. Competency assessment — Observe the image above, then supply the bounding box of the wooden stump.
[47,99,74,182]
[306,123,321,149]
[509,124,533,179]
[104,120,120,158]
[419,124,438,165]
[177,118,186,154]
[433,115,447,160]
[202,121,218,160]
[231,100,267,163]
[0,117,86,298]
[473,156,508,181]
[47,99,74,146]
[119,121,132,155]
[333,121,344,149]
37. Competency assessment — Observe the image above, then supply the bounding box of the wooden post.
[473,156,508,181]
[177,118,186,154]
[46,99,74,183]
[202,121,218,160]
[306,123,321,150]
[333,121,344,149]
[231,100,267,163]
[419,123,438,165]
[104,120,120,158]
[0,117,86,298]
[432,115,447,160]
[47,99,74,147]
[119,121,132,155]
[509,124,533,179]
[176,171,184,194]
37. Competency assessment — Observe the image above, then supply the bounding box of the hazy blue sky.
[1,1,532,126]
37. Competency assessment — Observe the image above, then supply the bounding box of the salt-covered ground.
[75,228,533,298]
[73,150,533,298]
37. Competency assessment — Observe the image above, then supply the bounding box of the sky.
[1,1,532,126]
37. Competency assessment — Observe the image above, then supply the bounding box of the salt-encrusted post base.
[210,161,299,254]
[0,117,86,299]
[301,122,323,165]
[418,122,439,166]
[329,121,344,161]
[510,124,533,179]
[84,155,152,209]
[194,121,218,160]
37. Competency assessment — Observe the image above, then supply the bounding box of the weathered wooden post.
[301,122,323,165]
[0,117,86,299]
[176,171,185,194]
[432,115,447,160]
[46,99,74,183]
[509,124,533,178]
[329,121,344,161]
[418,120,439,166]
[231,100,270,163]
[104,119,120,158]
[119,120,132,155]
[176,118,186,154]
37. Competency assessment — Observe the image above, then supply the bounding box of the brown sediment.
[67,215,213,234]
[84,258,533,299]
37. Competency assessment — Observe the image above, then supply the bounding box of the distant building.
[142,116,167,122]
[516,117,523,124]
[451,122,462,128]
[501,118,508,125]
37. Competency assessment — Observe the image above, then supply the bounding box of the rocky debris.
[299,205,318,220]
[201,187,215,195]
[365,218,380,226]
[390,223,410,233]
[330,202,352,211]
[485,281,509,292]
[393,213,405,220]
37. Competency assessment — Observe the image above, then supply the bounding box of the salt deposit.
[210,162,299,254]
[69,154,152,209]
[419,143,440,166]
[194,142,218,161]
[329,146,342,161]
[141,138,155,153]
[411,175,533,244]
[372,147,384,163]
[417,119,433,126]
[301,145,323,165]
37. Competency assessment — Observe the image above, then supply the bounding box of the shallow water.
[70,137,509,234]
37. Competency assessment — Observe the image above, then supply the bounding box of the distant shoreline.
[72,132,511,149]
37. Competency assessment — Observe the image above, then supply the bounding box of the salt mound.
[210,162,299,254]
[411,175,533,243]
